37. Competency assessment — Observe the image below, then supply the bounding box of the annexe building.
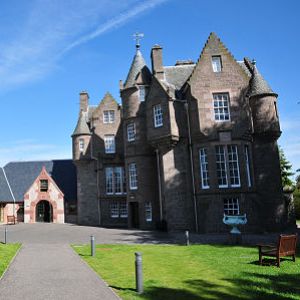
[0,160,77,224]
[72,32,294,233]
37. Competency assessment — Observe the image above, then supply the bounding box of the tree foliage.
[279,146,294,187]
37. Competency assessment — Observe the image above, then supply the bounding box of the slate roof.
[124,48,147,88]
[0,168,14,202]
[164,64,195,90]
[72,111,91,136]
[0,160,77,203]
[248,65,277,97]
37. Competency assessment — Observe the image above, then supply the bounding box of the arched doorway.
[36,200,53,222]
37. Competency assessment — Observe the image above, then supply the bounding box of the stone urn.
[223,214,247,234]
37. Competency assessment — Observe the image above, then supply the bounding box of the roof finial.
[133,32,144,50]
[252,58,256,66]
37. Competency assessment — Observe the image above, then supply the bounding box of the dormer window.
[103,110,115,124]
[212,56,222,72]
[40,180,48,192]
[104,135,116,153]
[79,138,84,152]
[139,86,146,101]
[153,104,163,128]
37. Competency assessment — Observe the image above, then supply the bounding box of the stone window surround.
[211,55,222,72]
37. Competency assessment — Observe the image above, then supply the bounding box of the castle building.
[72,32,293,233]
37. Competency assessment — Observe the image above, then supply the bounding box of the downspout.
[184,102,199,232]
[155,149,163,221]
[3,168,16,222]
[90,122,101,226]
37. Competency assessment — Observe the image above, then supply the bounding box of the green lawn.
[0,243,20,277]
[73,244,300,300]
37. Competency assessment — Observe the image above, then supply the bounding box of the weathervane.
[133,32,144,49]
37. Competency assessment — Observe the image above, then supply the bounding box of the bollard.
[135,252,143,294]
[90,235,95,257]
[4,226,7,244]
[185,230,189,246]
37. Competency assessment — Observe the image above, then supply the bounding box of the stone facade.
[72,32,295,233]
[24,167,64,224]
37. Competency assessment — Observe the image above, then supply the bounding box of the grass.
[73,244,300,300]
[0,243,21,277]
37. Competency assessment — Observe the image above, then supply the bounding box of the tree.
[279,146,294,187]
[296,169,300,190]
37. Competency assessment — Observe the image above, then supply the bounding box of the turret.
[246,59,281,139]
[72,108,91,160]
[120,42,151,119]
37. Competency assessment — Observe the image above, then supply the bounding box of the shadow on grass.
[109,285,136,292]
[131,272,300,300]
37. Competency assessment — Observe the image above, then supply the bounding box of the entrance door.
[36,201,52,222]
[130,202,139,228]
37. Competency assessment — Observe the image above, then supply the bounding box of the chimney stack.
[151,45,164,80]
[79,91,89,112]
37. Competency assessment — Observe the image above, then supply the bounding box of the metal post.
[4,226,7,244]
[185,230,189,246]
[135,252,143,294]
[90,235,95,257]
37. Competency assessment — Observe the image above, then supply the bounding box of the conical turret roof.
[248,64,277,98]
[124,47,147,89]
[72,111,91,137]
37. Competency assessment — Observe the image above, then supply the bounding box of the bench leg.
[293,255,296,262]
[277,256,280,268]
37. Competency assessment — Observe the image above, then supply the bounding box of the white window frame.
[104,135,116,154]
[129,163,138,190]
[227,145,241,188]
[110,201,119,218]
[215,145,241,188]
[212,56,222,72]
[245,145,252,187]
[103,110,115,124]
[153,104,163,128]
[119,202,128,218]
[213,93,230,121]
[79,138,84,152]
[105,167,126,195]
[139,86,146,101]
[199,148,210,189]
[216,145,228,188]
[127,122,136,142]
[224,198,240,215]
[145,202,152,222]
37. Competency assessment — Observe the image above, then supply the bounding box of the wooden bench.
[257,234,297,267]
[7,215,16,225]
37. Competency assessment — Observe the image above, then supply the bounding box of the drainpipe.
[184,102,199,232]
[90,123,101,226]
[155,149,163,221]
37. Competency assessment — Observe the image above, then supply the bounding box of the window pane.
[227,145,240,187]
[110,201,119,218]
[213,93,230,121]
[120,202,128,218]
[105,168,113,194]
[104,135,115,153]
[215,145,228,187]
[199,148,210,189]
[245,145,252,187]
[40,180,48,192]
[103,110,115,124]
[212,56,222,72]
[127,123,136,142]
[129,163,138,190]
[145,202,152,222]
[139,86,146,101]
[153,104,163,127]
[114,167,122,194]
[224,198,240,215]
[79,139,84,152]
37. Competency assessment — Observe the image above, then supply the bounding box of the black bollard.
[135,252,143,294]
[4,226,7,244]
[185,230,189,246]
[91,235,95,257]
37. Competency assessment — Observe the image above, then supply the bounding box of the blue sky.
[0,0,299,175]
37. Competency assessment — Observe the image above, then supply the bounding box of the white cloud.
[0,0,167,91]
